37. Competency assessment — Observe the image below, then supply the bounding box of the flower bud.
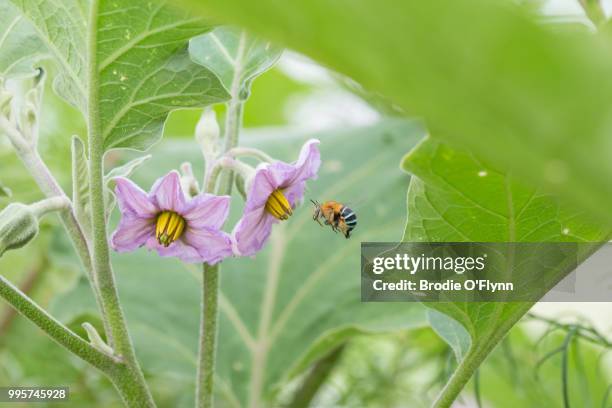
[195,108,221,168]
[0,203,39,257]
[180,162,199,197]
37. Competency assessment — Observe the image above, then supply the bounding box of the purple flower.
[110,171,232,264]
[231,139,321,256]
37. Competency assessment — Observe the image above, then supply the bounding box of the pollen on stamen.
[265,189,293,220]
[156,211,186,247]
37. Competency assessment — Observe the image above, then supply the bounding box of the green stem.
[218,100,244,193]
[29,196,71,218]
[196,264,220,408]
[0,274,117,371]
[196,31,247,408]
[578,0,607,27]
[87,1,154,406]
[432,303,532,408]
[226,146,274,163]
[0,274,153,406]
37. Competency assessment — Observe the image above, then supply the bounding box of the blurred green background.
[2,0,612,407]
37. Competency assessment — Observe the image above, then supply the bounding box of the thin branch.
[0,274,118,371]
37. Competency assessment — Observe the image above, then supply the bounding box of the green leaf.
[428,309,470,362]
[71,136,90,238]
[402,138,609,406]
[104,155,151,186]
[178,0,612,226]
[189,27,282,100]
[8,0,87,107]
[8,0,231,151]
[0,1,48,78]
[54,119,428,407]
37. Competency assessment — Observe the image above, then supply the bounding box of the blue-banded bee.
[311,200,357,238]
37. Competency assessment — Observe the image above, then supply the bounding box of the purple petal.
[243,166,278,213]
[283,181,306,207]
[231,208,276,257]
[183,194,230,230]
[184,227,233,264]
[114,177,158,217]
[279,138,321,187]
[145,236,203,263]
[149,171,187,212]
[111,215,155,252]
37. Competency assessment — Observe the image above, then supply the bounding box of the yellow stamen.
[155,211,186,247]
[265,189,293,220]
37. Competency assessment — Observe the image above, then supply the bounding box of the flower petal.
[244,166,278,212]
[149,171,187,212]
[183,227,233,264]
[145,236,203,263]
[183,194,230,230]
[276,138,321,188]
[114,177,158,217]
[231,208,276,257]
[288,138,321,184]
[283,180,306,207]
[111,215,155,252]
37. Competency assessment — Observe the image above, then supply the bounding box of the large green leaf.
[54,119,428,407]
[189,27,282,101]
[0,1,48,78]
[7,0,231,151]
[402,138,609,405]
[8,0,86,107]
[177,0,612,227]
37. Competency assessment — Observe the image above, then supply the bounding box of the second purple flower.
[231,139,321,256]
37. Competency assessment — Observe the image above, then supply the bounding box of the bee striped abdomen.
[341,206,357,228]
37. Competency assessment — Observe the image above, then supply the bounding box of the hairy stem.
[196,264,220,408]
[218,30,246,195]
[87,1,153,406]
[0,274,117,371]
[218,100,244,193]
[196,30,247,408]
[29,196,71,218]
[225,147,273,163]
[432,303,532,408]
